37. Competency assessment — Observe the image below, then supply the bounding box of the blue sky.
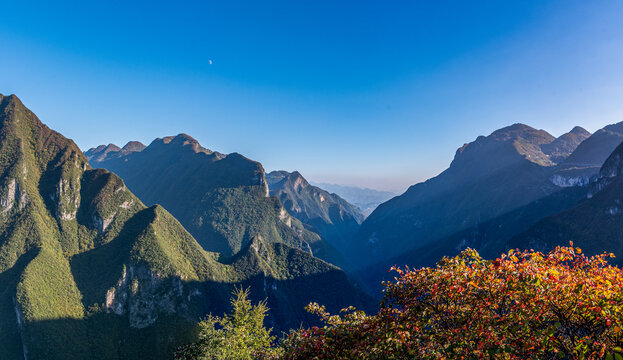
[1,1,623,192]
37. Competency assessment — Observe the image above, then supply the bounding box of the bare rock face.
[2,178,18,213]
[105,264,199,329]
[549,173,592,188]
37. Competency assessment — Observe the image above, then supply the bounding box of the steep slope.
[309,182,396,216]
[87,135,342,266]
[267,171,364,253]
[511,141,623,261]
[352,124,587,268]
[0,94,373,360]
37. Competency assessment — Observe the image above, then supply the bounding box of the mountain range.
[5,89,623,359]
[0,94,372,360]
[85,135,344,264]
[83,118,623,296]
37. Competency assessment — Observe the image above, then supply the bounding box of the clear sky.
[1,1,623,192]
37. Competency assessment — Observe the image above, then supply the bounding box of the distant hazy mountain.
[510,140,623,261]
[267,171,364,254]
[0,94,372,359]
[351,123,593,268]
[85,141,146,162]
[309,182,396,216]
[540,126,591,163]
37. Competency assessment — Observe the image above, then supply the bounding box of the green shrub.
[176,288,282,360]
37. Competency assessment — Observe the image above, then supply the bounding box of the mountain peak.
[156,133,215,155]
[105,143,121,151]
[0,93,21,106]
[288,170,309,191]
[266,170,290,185]
[489,123,554,143]
[496,123,534,131]
[569,126,590,136]
[85,141,146,164]
[0,93,88,172]
[267,170,309,191]
[121,141,146,152]
[451,123,556,171]
[162,133,198,144]
[85,143,122,162]
[540,126,591,164]
[562,121,623,168]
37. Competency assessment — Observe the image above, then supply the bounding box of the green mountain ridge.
[0,94,373,360]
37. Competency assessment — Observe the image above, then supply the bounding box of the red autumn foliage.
[281,244,623,360]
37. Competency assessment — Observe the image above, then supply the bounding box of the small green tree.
[175,287,281,360]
